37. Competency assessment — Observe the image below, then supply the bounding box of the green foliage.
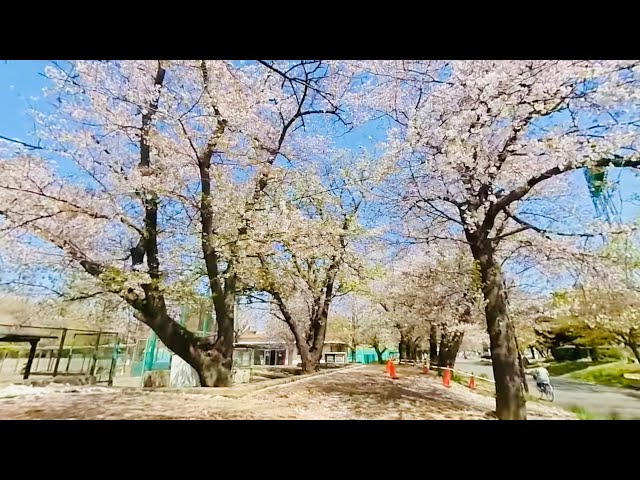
[567,361,640,389]
[550,346,590,362]
[470,260,483,295]
[568,405,601,420]
[568,405,623,420]
[535,312,614,359]
[545,360,605,376]
[551,290,569,306]
[0,346,24,358]
[597,347,627,361]
[99,266,127,290]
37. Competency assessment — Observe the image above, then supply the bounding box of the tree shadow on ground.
[303,367,493,419]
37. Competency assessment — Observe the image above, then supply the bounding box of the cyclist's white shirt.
[534,367,550,384]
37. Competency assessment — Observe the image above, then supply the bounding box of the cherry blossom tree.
[547,232,640,362]
[372,241,484,366]
[0,60,352,386]
[350,60,640,419]
[249,153,377,373]
[326,302,364,363]
[328,294,397,363]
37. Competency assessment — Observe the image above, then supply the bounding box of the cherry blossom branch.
[0,134,44,150]
[493,156,640,214]
[497,211,596,240]
[0,185,143,236]
[135,61,166,279]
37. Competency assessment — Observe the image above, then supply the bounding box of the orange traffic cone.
[423,364,429,374]
[388,361,398,380]
[468,374,476,390]
[442,368,451,387]
[386,359,392,374]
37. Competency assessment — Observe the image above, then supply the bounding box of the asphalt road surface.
[456,358,640,419]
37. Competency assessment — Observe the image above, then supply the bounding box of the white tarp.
[169,354,201,388]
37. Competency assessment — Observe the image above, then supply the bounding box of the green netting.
[350,346,399,364]
[584,167,606,197]
[583,167,618,222]
[131,302,215,376]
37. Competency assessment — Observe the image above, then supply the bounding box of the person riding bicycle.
[532,366,551,390]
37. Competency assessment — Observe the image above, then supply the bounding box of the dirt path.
[0,364,572,420]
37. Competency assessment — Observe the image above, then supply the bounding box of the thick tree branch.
[0,134,44,150]
[497,211,595,240]
[494,156,640,213]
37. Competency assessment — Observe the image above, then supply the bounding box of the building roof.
[0,333,57,343]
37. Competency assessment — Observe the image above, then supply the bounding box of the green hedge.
[550,346,589,362]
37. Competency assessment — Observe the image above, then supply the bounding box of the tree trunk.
[198,128,236,387]
[529,346,535,359]
[143,310,233,388]
[409,339,421,361]
[297,308,331,374]
[138,303,229,388]
[469,241,527,420]
[429,324,439,366]
[517,350,529,394]
[437,335,447,367]
[438,331,464,369]
[373,345,387,364]
[627,341,640,363]
[299,344,323,374]
[204,287,235,387]
[405,338,414,361]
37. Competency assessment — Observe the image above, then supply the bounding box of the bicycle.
[537,382,554,402]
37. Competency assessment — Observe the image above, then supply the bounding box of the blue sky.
[0,61,50,146]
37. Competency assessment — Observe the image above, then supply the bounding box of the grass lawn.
[544,360,609,376]
[450,371,496,397]
[567,361,640,389]
[567,405,622,420]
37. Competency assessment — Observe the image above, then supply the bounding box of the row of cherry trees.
[2,60,640,419]
[327,242,488,366]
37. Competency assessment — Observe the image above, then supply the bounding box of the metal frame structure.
[0,324,119,385]
[583,167,620,223]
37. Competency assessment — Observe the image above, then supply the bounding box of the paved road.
[456,358,640,419]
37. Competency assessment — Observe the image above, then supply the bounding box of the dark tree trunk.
[529,346,535,359]
[373,344,387,364]
[437,335,447,367]
[627,341,640,364]
[517,350,529,394]
[205,286,235,386]
[135,295,230,387]
[264,233,341,375]
[195,92,236,387]
[291,319,325,374]
[129,62,232,388]
[438,331,464,369]
[299,346,322,373]
[429,324,439,366]
[272,293,329,375]
[138,302,233,388]
[409,338,421,361]
[405,338,414,361]
[469,239,526,420]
